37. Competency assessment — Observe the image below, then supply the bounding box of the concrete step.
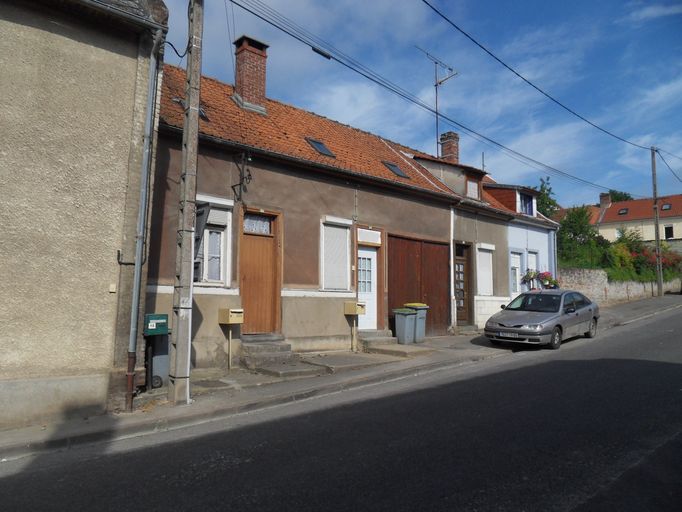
[241,341,292,355]
[365,343,434,358]
[256,360,327,378]
[240,351,300,371]
[458,325,481,335]
[360,337,398,352]
[241,333,286,344]
[358,329,393,339]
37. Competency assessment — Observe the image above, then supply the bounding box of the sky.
[163,0,682,207]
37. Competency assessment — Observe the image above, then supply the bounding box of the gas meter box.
[144,314,169,336]
[219,308,244,324]
[344,301,366,316]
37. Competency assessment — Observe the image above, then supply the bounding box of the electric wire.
[656,150,682,183]
[231,0,645,195]
[165,40,188,59]
[420,0,652,151]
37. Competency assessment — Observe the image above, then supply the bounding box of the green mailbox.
[144,313,169,336]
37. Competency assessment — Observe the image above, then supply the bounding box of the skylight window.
[383,161,409,179]
[618,208,628,215]
[662,203,672,211]
[305,137,335,158]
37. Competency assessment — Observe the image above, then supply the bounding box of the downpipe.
[126,28,164,412]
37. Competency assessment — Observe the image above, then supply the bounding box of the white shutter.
[527,252,538,272]
[323,224,349,290]
[207,208,229,226]
[477,249,493,296]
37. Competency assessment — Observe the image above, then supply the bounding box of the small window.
[244,213,272,235]
[519,193,534,216]
[383,161,409,178]
[194,203,231,284]
[466,180,479,199]
[662,203,672,211]
[306,137,335,158]
[321,222,351,290]
[618,208,628,215]
[665,225,674,239]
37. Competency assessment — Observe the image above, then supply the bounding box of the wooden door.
[240,212,279,334]
[420,241,449,335]
[454,244,470,324]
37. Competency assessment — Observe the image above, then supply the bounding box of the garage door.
[388,235,449,336]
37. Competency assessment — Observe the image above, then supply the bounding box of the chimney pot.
[599,192,612,209]
[439,131,459,164]
[233,35,269,112]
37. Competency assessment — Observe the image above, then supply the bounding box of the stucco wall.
[0,4,148,426]
[599,218,682,242]
[558,268,681,304]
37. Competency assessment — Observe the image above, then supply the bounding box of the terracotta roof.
[600,194,682,224]
[553,205,600,225]
[160,65,455,198]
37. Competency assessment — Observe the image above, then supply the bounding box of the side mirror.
[565,307,576,314]
[500,304,506,310]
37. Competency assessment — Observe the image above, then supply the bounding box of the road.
[1,308,681,511]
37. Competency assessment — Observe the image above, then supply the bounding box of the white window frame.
[476,243,495,296]
[466,179,480,199]
[510,252,522,295]
[194,194,233,287]
[320,216,352,291]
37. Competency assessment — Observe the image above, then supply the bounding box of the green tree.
[534,176,560,217]
[557,206,607,267]
[609,189,633,202]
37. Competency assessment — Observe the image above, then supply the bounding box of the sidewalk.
[2,294,680,461]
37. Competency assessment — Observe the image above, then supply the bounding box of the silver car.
[484,290,599,350]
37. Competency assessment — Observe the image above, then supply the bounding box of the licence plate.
[499,331,518,338]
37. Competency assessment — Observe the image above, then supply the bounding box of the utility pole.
[651,146,663,297]
[169,0,203,405]
[416,46,457,157]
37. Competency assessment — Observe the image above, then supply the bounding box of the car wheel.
[548,327,562,350]
[584,318,597,338]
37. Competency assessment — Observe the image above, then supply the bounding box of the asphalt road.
[2,309,681,511]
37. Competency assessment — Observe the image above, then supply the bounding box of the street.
[2,308,681,511]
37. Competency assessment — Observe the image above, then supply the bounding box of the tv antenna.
[416,46,458,157]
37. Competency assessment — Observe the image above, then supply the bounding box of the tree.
[535,176,560,217]
[608,189,633,202]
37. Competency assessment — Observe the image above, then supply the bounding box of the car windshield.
[506,293,561,313]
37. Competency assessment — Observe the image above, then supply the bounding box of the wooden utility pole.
[651,146,664,297]
[169,0,204,405]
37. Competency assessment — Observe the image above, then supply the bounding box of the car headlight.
[486,320,497,328]
[521,324,542,331]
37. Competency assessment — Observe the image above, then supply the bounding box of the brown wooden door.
[454,244,470,323]
[388,235,449,336]
[240,213,279,334]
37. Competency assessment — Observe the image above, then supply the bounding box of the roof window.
[383,161,409,179]
[662,203,672,211]
[305,137,335,158]
[618,208,628,215]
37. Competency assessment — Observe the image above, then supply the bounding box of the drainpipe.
[126,29,164,412]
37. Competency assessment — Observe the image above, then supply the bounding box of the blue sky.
[163,0,682,206]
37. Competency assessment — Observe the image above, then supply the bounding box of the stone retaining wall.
[558,268,682,304]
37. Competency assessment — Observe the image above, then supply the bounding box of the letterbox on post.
[344,301,366,316]
[218,308,244,324]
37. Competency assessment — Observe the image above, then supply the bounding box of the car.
[484,289,599,350]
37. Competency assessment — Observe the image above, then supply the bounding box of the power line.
[656,149,682,183]
[230,0,646,196]
[419,0,653,151]
[658,147,682,163]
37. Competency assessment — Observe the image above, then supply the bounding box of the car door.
[562,293,581,337]
[573,293,593,334]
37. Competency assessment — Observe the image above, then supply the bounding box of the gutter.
[74,0,167,31]
[126,28,164,413]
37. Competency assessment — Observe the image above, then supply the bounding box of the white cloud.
[621,3,682,23]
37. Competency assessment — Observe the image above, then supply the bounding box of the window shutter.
[323,224,349,290]
[207,208,229,226]
[477,249,493,296]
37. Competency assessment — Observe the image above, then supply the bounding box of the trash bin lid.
[393,308,417,315]
[404,302,429,309]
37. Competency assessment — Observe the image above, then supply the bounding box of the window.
[194,198,232,285]
[466,180,480,199]
[510,252,522,294]
[665,225,674,239]
[321,218,351,290]
[358,256,372,293]
[383,161,409,178]
[662,203,672,211]
[519,193,534,216]
[244,213,271,235]
[477,248,493,296]
[305,137,335,158]
[618,208,628,215]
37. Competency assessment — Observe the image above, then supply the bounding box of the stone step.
[358,329,393,339]
[240,351,300,370]
[240,341,292,355]
[256,360,327,378]
[365,343,434,358]
[360,336,398,349]
[241,333,286,344]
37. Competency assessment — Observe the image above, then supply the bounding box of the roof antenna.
[416,46,458,157]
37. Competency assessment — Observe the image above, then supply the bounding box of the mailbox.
[218,308,244,324]
[144,313,169,336]
[344,301,366,316]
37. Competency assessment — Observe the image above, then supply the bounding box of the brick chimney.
[233,35,269,113]
[599,192,611,209]
[439,131,459,164]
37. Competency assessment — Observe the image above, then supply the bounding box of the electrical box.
[219,308,244,324]
[144,313,169,336]
[344,301,366,316]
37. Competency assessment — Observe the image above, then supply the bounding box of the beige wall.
[599,218,682,242]
[0,4,152,427]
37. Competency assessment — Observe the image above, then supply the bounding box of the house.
[482,178,559,296]
[0,0,167,428]
[594,193,682,252]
